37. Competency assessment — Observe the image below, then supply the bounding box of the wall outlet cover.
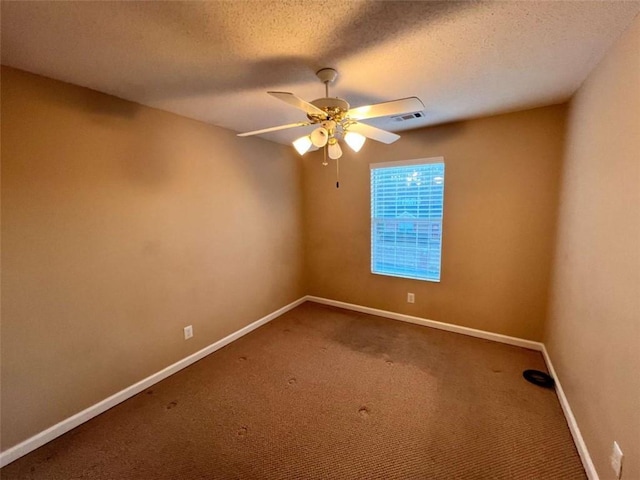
[184,325,193,340]
[610,441,623,479]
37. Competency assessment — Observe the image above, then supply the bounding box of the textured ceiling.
[2,1,639,145]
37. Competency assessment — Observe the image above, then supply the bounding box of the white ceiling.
[2,1,639,145]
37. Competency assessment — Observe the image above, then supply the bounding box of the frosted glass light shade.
[344,132,366,152]
[328,141,342,160]
[292,136,312,155]
[310,127,329,147]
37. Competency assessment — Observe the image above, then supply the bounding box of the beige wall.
[545,16,640,480]
[0,67,305,449]
[303,104,566,341]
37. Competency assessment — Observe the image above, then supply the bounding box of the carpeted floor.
[1,302,585,479]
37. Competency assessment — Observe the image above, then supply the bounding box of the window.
[370,158,445,282]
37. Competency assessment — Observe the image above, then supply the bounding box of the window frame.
[369,156,445,283]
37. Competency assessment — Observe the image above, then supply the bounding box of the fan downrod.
[308,68,348,122]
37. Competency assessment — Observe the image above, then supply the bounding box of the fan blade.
[268,91,327,117]
[348,97,425,121]
[237,122,311,137]
[348,122,400,144]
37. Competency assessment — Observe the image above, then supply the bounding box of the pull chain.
[336,157,340,188]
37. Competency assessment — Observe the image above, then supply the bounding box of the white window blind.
[370,158,445,282]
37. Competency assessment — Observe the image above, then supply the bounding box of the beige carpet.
[1,302,585,479]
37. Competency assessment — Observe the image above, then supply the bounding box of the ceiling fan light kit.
[327,138,342,160]
[238,67,425,166]
[344,131,366,152]
[310,127,329,148]
[292,135,313,155]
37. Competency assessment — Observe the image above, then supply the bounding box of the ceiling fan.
[237,68,425,161]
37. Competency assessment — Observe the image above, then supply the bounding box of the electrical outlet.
[183,325,193,340]
[610,441,623,479]
[407,293,415,304]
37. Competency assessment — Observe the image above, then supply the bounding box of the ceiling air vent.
[391,112,424,122]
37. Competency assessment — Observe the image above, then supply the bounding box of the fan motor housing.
[308,97,350,122]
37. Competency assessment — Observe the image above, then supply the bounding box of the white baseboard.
[305,296,544,351]
[0,297,306,468]
[541,345,599,480]
[305,295,597,479]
